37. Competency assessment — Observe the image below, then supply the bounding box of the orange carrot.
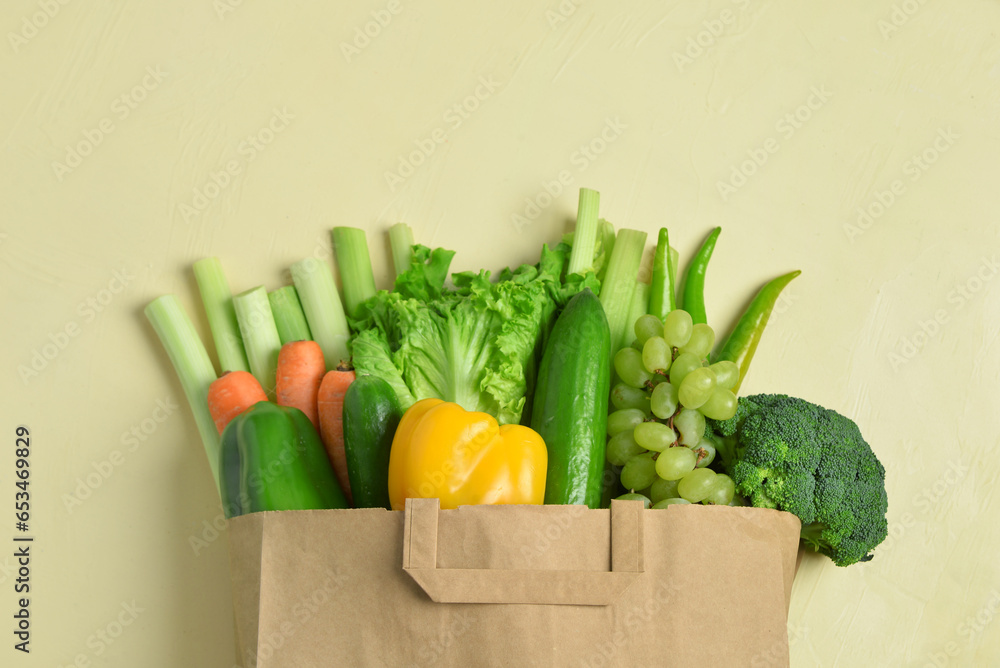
[317,363,355,504]
[207,371,268,434]
[275,340,326,429]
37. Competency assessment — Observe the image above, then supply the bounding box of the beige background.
[3,0,999,666]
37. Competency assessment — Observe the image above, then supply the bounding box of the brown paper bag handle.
[402,498,645,606]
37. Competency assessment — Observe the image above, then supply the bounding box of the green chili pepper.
[714,270,801,392]
[648,228,674,320]
[220,401,347,518]
[680,227,721,325]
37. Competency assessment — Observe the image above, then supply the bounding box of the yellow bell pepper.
[388,398,547,510]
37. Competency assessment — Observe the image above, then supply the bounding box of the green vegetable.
[268,286,312,344]
[233,286,282,397]
[388,223,415,279]
[567,188,600,276]
[193,257,250,374]
[648,228,674,320]
[342,375,401,510]
[599,228,648,363]
[332,227,377,321]
[220,401,347,518]
[290,257,351,370]
[710,394,888,567]
[145,295,221,492]
[713,270,800,392]
[680,227,721,325]
[531,289,611,508]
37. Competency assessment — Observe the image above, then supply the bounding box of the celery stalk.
[268,286,312,344]
[145,295,221,492]
[627,281,651,335]
[192,257,249,374]
[568,188,600,276]
[599,228,648,363]
[596,218,616,284]
[233,286,282,397]
[389,223,415,279]
[290,257,351,370]
[332,227,377,320]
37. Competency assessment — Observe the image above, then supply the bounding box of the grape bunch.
[608,309,739,508]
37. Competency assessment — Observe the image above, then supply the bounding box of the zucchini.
[343,375,402,509]
[531,289,611,508]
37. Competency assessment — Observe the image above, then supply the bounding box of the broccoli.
[709,394,888,567]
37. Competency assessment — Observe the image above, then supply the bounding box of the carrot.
[317,363,356,504]
[275,340,326,429]
[207,371,268,434]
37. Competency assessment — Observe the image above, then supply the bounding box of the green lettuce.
[349,243,599,425]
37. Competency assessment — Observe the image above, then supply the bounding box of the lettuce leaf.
[350,243,598,425]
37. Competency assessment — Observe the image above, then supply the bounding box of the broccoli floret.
[708,394,888,567]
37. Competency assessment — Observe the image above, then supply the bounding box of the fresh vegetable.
[387,398,548,510]
[317,364,356,503]
[145,295,221,491]
[268,286,312,344]
[388,223,415,278]
[713,270,800,392]
[342,375,401,509]
[567,188,600,276]
[679,227,721,325]
[290,257,351,370]
[332,226,377,321]
[531,289,610,508]
[275,340,326,429]
[648,228,674,320]
[220,401,347,518]
[233,286,282,397]
[710,394,888,567]
[193,257,250,373]
[598,228,647,364]
[207,370,268,434]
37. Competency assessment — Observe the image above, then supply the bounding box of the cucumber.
[531,288,611,508]
[343,375,402,509]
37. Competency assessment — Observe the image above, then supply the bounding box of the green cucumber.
[531,288,611,508]
[343,375,402,509]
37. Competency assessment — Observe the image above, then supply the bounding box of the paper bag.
[227,499,801,667]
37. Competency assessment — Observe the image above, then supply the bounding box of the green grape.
[700,388,738,420]
[693,439,717,468]
[650,382,679,419]
[703,474,736,505]
[614,348,652,388]
[631,338,643,350]
[674,409,706,446]
[677,468,716,503]
[668,352,701,386]
[621,452,658,491]
[678,367,717,409]
[611,383,651,412]
[654,446,696,481]
[709,360,739,390]
[633,314,664,347]
[652,498,691,509]
[641,336,672,374]
[633,421,676,452]
[606,430,646,466]
[615,492,651,508]
[649,477,680,504]
[607,408,645,437]
[679,323,715,358]
[663,309,693,348]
